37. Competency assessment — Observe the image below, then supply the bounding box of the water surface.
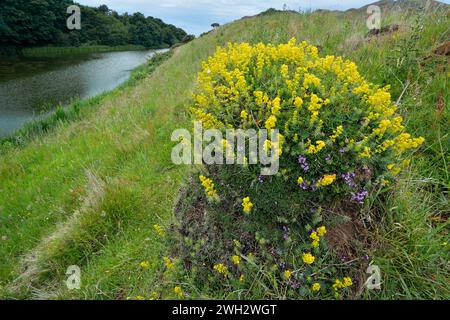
[0,50,161,137]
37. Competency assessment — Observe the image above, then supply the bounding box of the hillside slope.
[0,4,448,299]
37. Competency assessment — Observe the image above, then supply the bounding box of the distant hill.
[348,0,449,12]
[256,0,449,17]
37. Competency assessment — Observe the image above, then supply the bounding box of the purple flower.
[258,175,264,183]
[339,147,345,154]
[299,182,308,190]
[325,154,332,161]
[351,190,369,203]
[342,172,356,187]
[298,155,310,172]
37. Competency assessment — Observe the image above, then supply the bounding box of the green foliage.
[0,1,187,54]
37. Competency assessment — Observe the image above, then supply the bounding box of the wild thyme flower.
[297,155,310,172]
[342,172,356,187]
[351,190,368,203]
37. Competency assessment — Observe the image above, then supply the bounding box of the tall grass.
[21,45,147,57]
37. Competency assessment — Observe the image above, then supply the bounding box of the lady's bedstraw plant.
[179,39,425,299]
[191,38,424,206]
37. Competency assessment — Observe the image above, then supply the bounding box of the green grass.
[21,45,147,57]
[0,7,448,299]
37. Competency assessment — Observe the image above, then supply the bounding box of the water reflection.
[0,50,160,137]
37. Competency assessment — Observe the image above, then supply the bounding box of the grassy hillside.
[0,3,448,299]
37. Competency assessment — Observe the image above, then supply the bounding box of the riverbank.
[20,45,149,57]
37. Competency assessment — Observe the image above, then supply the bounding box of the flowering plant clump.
[191,38,424,210]
[171,39,425,300]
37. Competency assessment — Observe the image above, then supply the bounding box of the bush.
[170,39,425,299]
[191,38,424,213]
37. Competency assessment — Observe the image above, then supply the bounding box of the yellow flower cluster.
[139,261,150,269]
[330,125,344,142]
[307,140,326,154]
[231,255,241,265]
[311,282,321,292]
[199,175,218,199]
[174,286,184,298]
[213,263,228,276]
[310,226,327,247]
[153,224,165,237]
[316,174,336,187]
[191,39,424,172]
[333,277,353,291]
[242,197,253,213]
[163,257,174,269]
[284,270,292,279]
[302,252,315,265]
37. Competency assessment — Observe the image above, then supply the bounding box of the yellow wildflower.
[302,252,315,265]
[265,115,277,130]
[242,197,253,213]
[199,175,218,199]
[213,263,228,275]
[163,257,174,269]
[231,255,241,265]
[240,110,248,121]
[294,96,303,108]
[312,283,321,292]
[316,174,336,187]
[271,97,281,115]
[317,226,327,237]
[153,224,165,237]
[310,231,319,242]
[307,140,326,154]
[343,277,353,287]
[174,286,184,298]
[139,261,150,269]
[284,270,292,279]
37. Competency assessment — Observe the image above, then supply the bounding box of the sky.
[77,0,450,36]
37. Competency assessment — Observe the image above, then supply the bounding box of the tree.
[0,1,187,54]
[211,23,220,29]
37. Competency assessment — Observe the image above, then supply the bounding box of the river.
[0,49,162,137]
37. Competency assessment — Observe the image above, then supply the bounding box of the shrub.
[191,38,424,213]
[171,39,425,299]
